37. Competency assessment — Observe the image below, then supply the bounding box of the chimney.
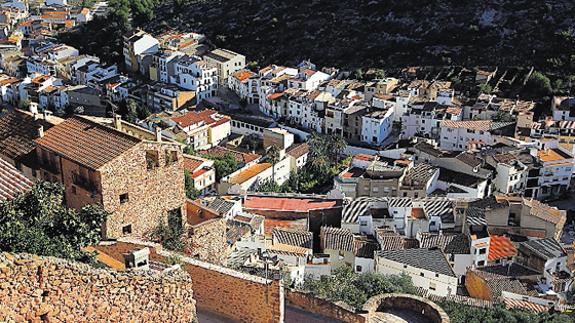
[38,125,44,138]
[113,114,122,131]
[33,112,40,120]
[155,126,162,142]
[29,102,38,114]
[42,110,49,121]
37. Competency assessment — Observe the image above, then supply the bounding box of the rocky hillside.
[154,0,575,73]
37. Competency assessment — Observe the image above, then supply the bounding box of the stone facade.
[0,253,197,322]
[185,217,229,265]
[169,252,284,322]
[286,290,366,323]
[37,140,186,240]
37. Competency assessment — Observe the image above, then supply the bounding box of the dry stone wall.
[0,253,197,322]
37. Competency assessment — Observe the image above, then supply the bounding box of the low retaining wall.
[286,290,366,323]
[363,293,450,323]
[159,250,285,323]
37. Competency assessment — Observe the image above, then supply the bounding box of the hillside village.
[0,1,575,322]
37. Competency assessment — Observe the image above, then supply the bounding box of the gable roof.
[320,226,354,252]
[488,235,517,261]
[35,116,141,170]
[0,158,33,201]
[471,268,528,297]
[0,110,60,161]
[272,227,313,249]
[286,143,309,159]
[354,238,380,258]
[519,238,566,260]
[378,248,456,277]
[418,232,470,254]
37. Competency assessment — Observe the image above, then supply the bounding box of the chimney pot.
[43,110,49,121]
[155,126,162,142]
[38,125,44,138]
[113,114,122,130]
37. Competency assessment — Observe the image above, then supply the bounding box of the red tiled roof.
[244,196,338,212]
[192,167,209,178]
[488,235,517,261]
[342,167,365,178]
[183,155,203,172]
[267,92,284,100]
[0,158,33,201]
[354,153,376,161]
[233,70,255,82]
[264,218,307,236]
[286,143,309,159]
[35,116,141,170]
[209,116,230,128]
[171,109,218,128]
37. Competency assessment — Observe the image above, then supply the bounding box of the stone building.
[34,115,186,239]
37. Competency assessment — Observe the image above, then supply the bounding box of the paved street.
[197,309,236,323]
[285,306,339,323]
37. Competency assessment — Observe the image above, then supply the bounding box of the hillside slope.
[153,0,575,72]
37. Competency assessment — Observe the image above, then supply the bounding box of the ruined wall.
[186,217,229,265]
[169,252,284,322]
[286,290,366,323]
[0,253,197,322]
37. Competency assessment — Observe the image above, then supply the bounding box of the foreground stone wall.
[164,251,284,322]
[286,289,366,323]
[0,253,197,322]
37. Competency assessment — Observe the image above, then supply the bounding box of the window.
[119,193,129,204]
[122,224,132,235]
[356,265,362,272]
[479,248,487,254]
[477,260,485,266]
[420,272,424,277]
[165,150,178,165]
[403,264,408,269]
[429,282,436,291]
[359,220,368,226]
[435,273,439,278]
[146,150,160,169]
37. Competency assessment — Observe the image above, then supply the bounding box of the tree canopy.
[0,182,109,262]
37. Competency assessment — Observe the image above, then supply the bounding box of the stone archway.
[362,293,449,323]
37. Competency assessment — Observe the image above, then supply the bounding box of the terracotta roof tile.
[171,109,218,128]
[229,163,271,184]
[183,155,204,172]
[286,143,309,159]
[0,110,59,161]
[0,159,33,201]
[488,235,517,261]
[244,196,338,212]
[35,116,141,170]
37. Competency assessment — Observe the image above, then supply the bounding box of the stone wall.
[362,293,450,323]
[100,141,186,239]
[0,253,197,322]
[286,290,366,323]
[185,217,229,265]
[160,251,284,322]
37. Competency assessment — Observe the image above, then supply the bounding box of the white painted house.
[375,248,458,297]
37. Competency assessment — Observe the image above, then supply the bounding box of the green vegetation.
[116,99,151,122]
[266,145,281,183]
[526,71,553,98]
[209,153,239,181]
[257,133,348,194]
[301,266,573,321]
[184,170,201,199]
[301,266,417,310]
[151,209,184,251]
[439,301,573,323]
[0,182,109,262]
